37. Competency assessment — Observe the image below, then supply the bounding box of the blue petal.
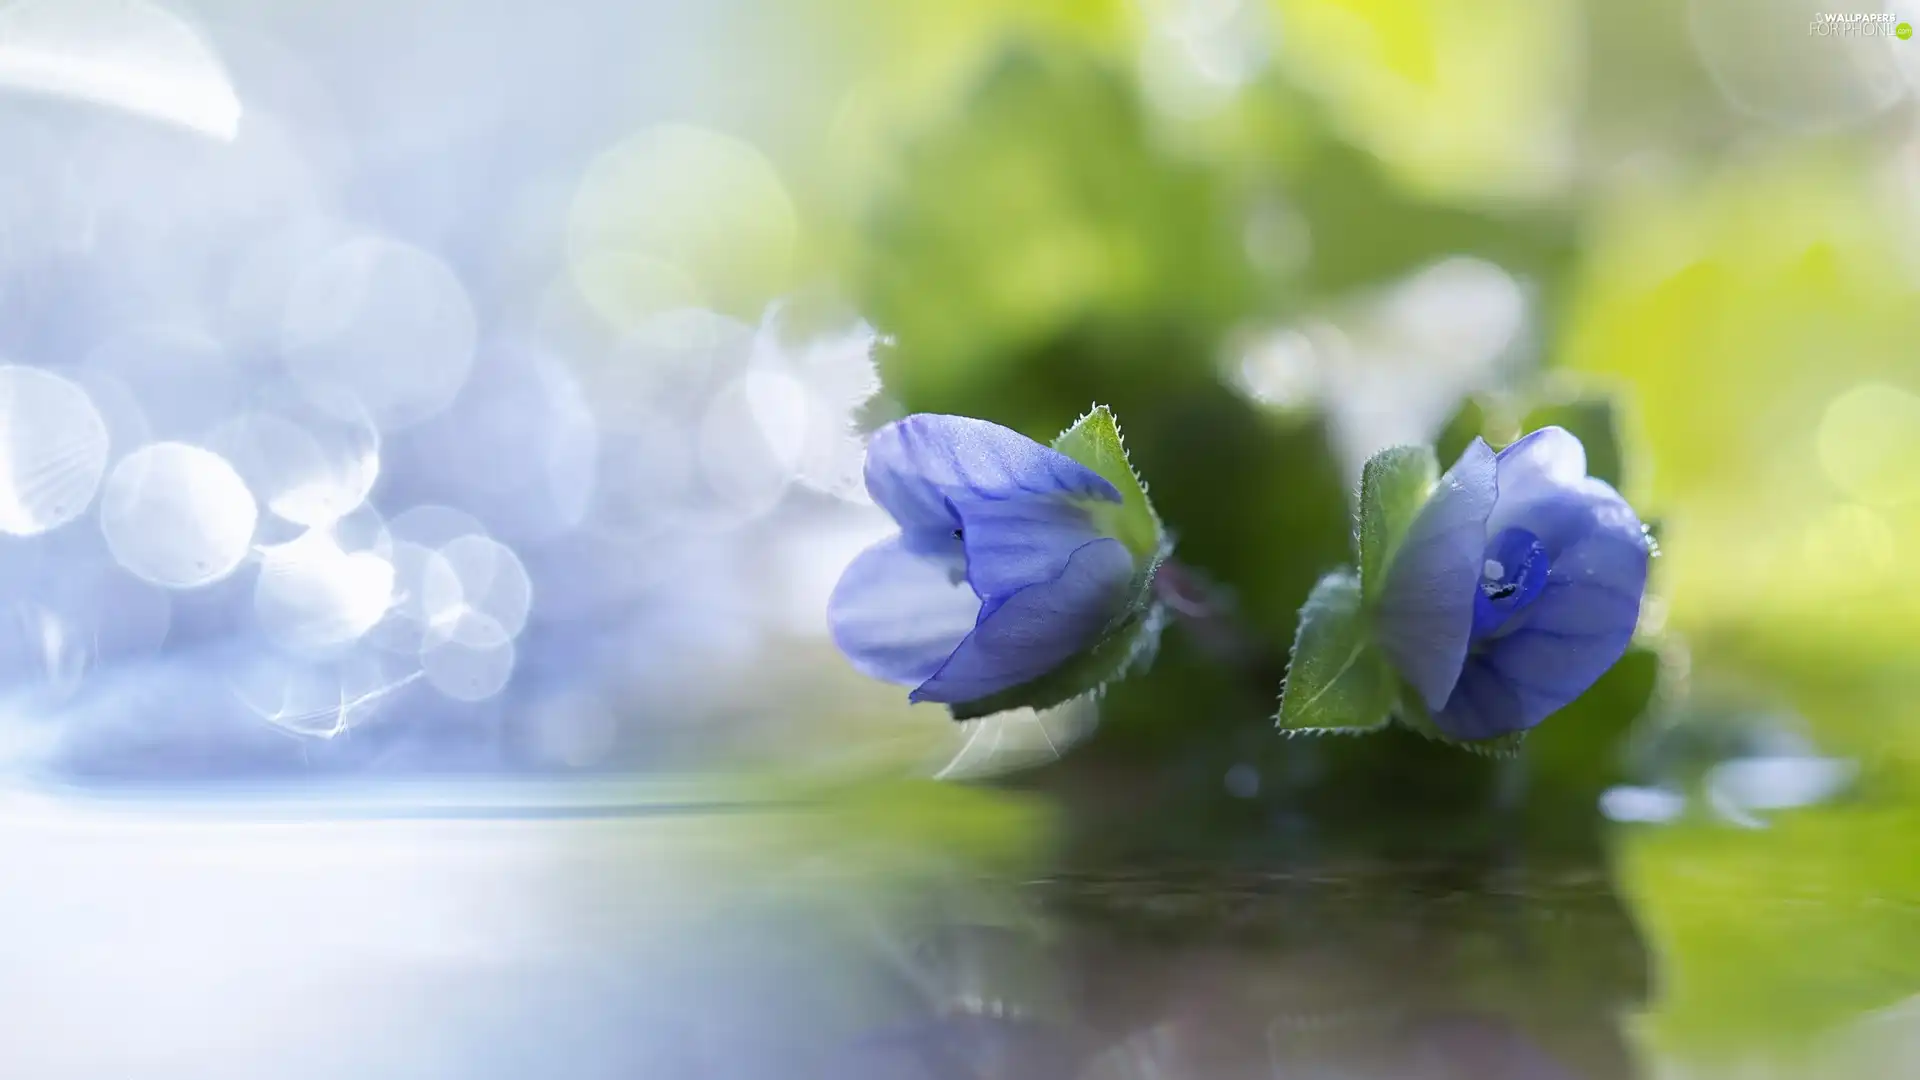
[828,534,982,687]
[911,538,1133,704]
[1485,426,1588,545]
[1374,438,1499,711]
[1429,654,1530,741]
[955,496,1111,601]
[1502,475,1647,561]
[864,415,1120,539]
[1433,485,1649,739]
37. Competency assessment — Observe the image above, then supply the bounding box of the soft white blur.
[1234,256,1529,473]
[0,0,242,139]
[0,0,981,786]
[0,785,877,1080]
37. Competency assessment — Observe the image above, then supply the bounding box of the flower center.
[1471,527,1549,640]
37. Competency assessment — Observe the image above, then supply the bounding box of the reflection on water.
[1,773,1917,1079]
[0,779,1643,1080]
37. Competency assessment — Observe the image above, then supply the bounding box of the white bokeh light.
[1817,381,1920,506]
[83,325,242,440]
[746,308,882,502]
[598,306,754,415]
[63,368,152,464]
[375,505,491,656]
[99,441,258,588]
[1138,0,1268,118]
[568,124,796,326]
[1689,0,1907,133]
[421,614,516,702]
[1709,756,1858,818]
[540,359,600,533]
[253,526,397,653]
[220,215,357,351]
[1235,257,1527,473]
[387,503,488,550]
[365,507,530,677]
[403,346,602,543]
[229,648,420,739]
[0,0,243,140]
[696,376,797,527]
[0,365,111,537]
[281,236,478,429]
[208,403,379,527]
[740,367,811,474]
[366,540,455,657]
[427,534,533,643]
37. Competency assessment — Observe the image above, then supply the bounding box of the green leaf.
[1277,569,1397,735]
[1520,392,1625,490]
[945,405,1169,722]
[1052,404,1165,563]
[1356,445,1437,605]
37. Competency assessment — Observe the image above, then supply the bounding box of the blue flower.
[829,414,1143,706]
[1374,426,1650,740]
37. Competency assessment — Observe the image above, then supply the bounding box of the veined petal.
[1499,475,1644,559]
[1485,426,1588,542]
[1375,438,1498,711]
[956,497,1111,601]
[1433,492,1649,739]
[911,538,1133,704]
[864,415,1120,537]
[1428,653,1530,741]
[828,534,982,687]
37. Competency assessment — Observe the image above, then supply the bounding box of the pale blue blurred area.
[0,782,1648,1080]
[0,786,857,1079]
[0,8,931,1063]
[0,0,894,784]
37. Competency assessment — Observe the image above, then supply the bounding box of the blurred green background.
[595,0,1920,1074]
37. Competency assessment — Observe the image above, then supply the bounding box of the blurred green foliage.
[1263,0,1582,202]
[1558,149,1920,786]
[1619,803,1920,1060]
[861,48,1256,406]
[860,49,1361,647]
[704,0,1920,1068]
[1436,382,1631,493]
[813,16,1660,872]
